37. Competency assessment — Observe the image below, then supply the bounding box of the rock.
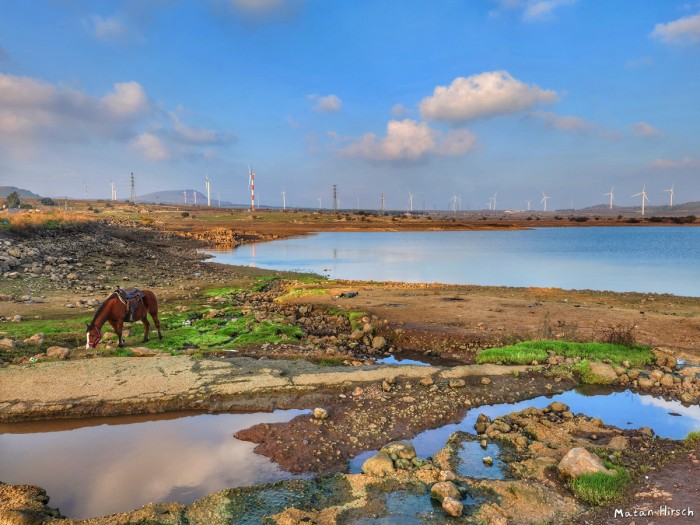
[382,380,392,392]
[483,456,494,466]
[481,377,492,385]
[380,440,416,460]
[130,347,160,357]
[361,452,395,477]
[586,362,618,384]
[637,377,655,390]
[45,346,70,360]
[439,470,456,482]
[659,374,674,387]
[0,338,17,349]
[549,401,569,413]
[11,315,23,322]
[24,333,45,345]
[352,387,363,396]
[649,369,664,381]
[449,379,466,388]
[442,497,464,517]
[557,447,616,479]
[607,436,629,451]
[313,407,329,420]
[371,336,387,350]
[350,329,364,341]
[430,481,461,503]
[474,413,491,434]
[419,377,434,386]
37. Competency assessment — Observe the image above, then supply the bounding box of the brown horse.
[86,287,162,348]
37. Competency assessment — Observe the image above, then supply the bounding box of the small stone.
[482,456,494,466]
[430,481,461,503]
[313,407,329,420]
[449,378,466,388]
[45,346,70,360]
[439,470,456,482]
[382,380,392,392]
[481,377,492,385]
[442,497,463,517]
[419,377,434,386]
[380,440,416,460]
[371,336,387,350]
[557,447,617,479]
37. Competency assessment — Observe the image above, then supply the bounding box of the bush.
[181,211,190,218]
[5,191,20,208]
[40,197,56,206]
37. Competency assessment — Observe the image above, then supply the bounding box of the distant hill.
[0,186,42,199]
[578,201,700,216]
[137,190,237,207]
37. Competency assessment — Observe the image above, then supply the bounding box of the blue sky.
[1,0,699,210]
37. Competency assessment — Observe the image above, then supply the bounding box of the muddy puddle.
[0,409,309,519]
[349,386,700,473]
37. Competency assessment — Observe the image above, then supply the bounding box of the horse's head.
[86,324,102,349]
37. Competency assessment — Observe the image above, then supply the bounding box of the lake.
[206,226,700,297]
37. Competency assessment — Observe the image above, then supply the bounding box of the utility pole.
[130,172,136,203]
[332,184,338,213]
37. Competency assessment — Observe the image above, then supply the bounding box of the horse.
[86,287,162,349]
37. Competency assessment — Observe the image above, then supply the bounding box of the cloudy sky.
[1,0,699,210]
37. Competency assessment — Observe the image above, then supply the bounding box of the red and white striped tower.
[248,166,255,211]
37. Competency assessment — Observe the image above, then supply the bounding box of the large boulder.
[45,346,70,360]
[585,362,618,384]
[430,481,461,503]
[361,452,394,477]
[557,447,616,479]
[380,440,416,460]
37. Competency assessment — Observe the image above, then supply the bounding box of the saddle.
[114,286,144,322]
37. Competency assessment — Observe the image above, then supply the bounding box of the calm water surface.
[0,410,308,519]
[207,227,700,296]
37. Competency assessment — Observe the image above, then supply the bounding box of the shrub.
[181,211,190,218]
[40,197,56,206]
[5,191,20,208]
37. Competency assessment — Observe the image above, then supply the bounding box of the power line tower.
[332,184,338,213]
[130,172,136,203]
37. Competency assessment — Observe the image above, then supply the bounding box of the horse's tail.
[143,290,159,316]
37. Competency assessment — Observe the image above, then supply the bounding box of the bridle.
[86,326,102,348]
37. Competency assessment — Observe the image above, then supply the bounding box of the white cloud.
[420,71,557,123]
[630,121,661,138]
[532,111,592,132]
[341,119,476,162]
[652,157,700,170]
[523,0,575,21]
[313,94,342,113]
[226,0,286,12]
[0,73,233,162]
[85,14,128,42]
[391,104,410,117]
[493,0,575,22]
[651,12,700,45]
[130,133,170,160]
[0,46,9,61]
[0,74,151,143]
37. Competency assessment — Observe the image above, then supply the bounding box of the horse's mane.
[88,292,118,329]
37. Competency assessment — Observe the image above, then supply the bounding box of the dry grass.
[0,209,95,233]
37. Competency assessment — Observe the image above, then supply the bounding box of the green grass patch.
[476,341,653,367]
[275,287,327,302]
[113,348,134,357]
[202,287,242,297]
[252,275,280,292]
[229,319,304,346]
[569,463,630,505]
[318,358,344,367]
[347,311,367,331]
[685,431,700,444]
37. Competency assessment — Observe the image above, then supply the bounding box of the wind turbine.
[450,193,458,212]
[408,192,414,213]
[193,190,197,206]
[183,191,187,204]
[491,192,497,211]
[318,197,322,210]
[603,187,614,210]
[281,190,286,210]
[110,181,116,201]
[248,165,255,211]
[540,192,550,212]
[526,200,531,211]
[205,172,211,207]
[632,185,649,216]
[664,184,675,207]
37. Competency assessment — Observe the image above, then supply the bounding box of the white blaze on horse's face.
[86,332,90,350]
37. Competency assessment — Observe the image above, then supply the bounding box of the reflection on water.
[349,388,700,472]
[0,410,308,519]
[455,441,506,480]
[206,227,700,296]
[377,355,431,367]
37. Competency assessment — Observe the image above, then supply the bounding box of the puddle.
[455,441,506,480]
[377,355,432,367]
[0,409,309,519]
[350,387,700,472]
[344,488,469,524]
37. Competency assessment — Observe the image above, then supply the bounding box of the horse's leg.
[115,319,125,347]
[141,316,150,343]
[151,311,163,340]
